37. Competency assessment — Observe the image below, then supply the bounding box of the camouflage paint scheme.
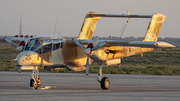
[15,11,173,71]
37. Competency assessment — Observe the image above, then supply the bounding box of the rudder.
[77,11,101,40]
[143,13,166,41]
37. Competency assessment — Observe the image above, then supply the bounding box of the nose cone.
[16,51,38,66]
[84,48,94,56]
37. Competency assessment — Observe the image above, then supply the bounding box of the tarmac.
[0,71,180,101]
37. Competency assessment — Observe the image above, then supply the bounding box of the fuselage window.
[60,39,63,48]
[41,39,52,53]
[52,39,60,50]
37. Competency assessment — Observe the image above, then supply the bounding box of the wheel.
[44,66,51,70]
[30,79,38,89]
[65,66,72,71]
[36,77,41,87]
[100,77,110,90]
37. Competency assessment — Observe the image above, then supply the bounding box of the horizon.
[0,35,179,39]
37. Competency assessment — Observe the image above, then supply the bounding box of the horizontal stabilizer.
[88,14,152,18]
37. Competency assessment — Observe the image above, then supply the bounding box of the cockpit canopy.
[24,37,63,54]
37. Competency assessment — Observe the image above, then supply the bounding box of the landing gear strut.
[30,67,41,89]
[97,61,110,90]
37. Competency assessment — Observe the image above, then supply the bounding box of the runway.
[0,72,180,101]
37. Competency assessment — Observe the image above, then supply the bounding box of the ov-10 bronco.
[4,11,175,90]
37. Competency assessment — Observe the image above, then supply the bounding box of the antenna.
[120,10,130,39]
[53,17,58,35]
[19,16,23,36]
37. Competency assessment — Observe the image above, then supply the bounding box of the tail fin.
[77,11,101,40]
[143,13,166,41]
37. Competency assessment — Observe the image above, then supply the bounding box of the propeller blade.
[4,37,18,48]
[86,56,89,76]
[92,41,107,51]
[72,38,86,50]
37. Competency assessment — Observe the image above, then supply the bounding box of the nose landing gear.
[30,67,41,89]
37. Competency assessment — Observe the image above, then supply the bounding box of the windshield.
[30,39,41,53]
[24,38,55,54]
[24,39,34,51]
[24,39,41,53]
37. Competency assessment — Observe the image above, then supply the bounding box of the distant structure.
[19,16,23,36]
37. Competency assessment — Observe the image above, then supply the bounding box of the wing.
[65,39,175,48]
[88,13,152,18]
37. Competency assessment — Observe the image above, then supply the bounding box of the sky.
[0,0,179,38]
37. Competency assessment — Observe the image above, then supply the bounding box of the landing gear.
[30,79,38,89]
[30,67,41,89]
[97,61,110,90]
[101,77,110,89]
[37,77,41,87]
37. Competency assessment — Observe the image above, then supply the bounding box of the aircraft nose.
[16,51,38,66]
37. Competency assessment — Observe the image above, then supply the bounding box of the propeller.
[4,37,18,48]
[72,38,107,75]
[4,37,26,51]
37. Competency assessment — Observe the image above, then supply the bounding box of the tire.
[30,79,38,89]
[100,77,110,90]
[37,77,41,87]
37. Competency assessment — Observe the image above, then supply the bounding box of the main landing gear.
[30,67,41,89]
[97,61,110,90]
